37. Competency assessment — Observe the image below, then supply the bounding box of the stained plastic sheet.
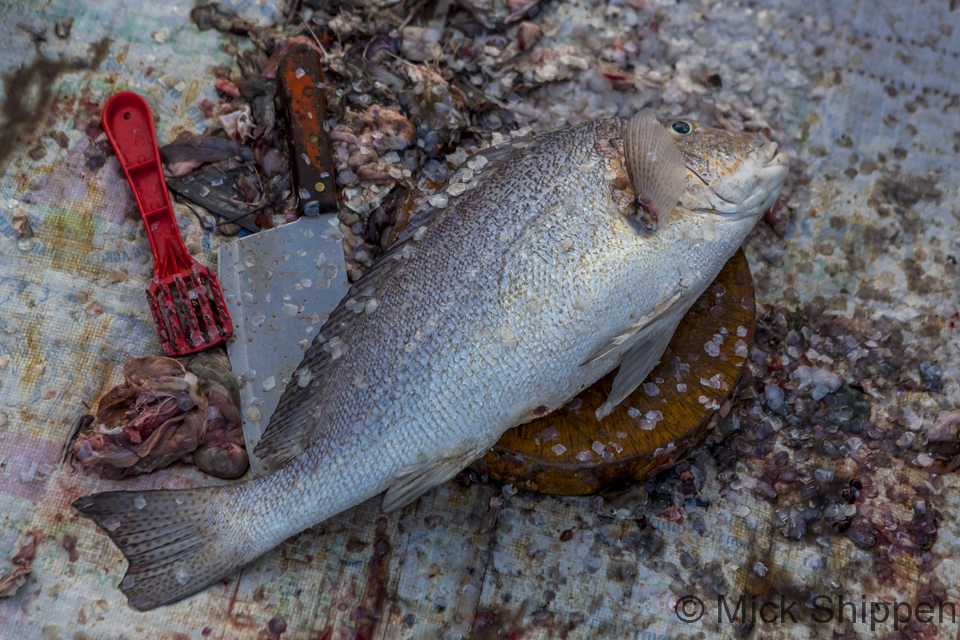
[1,0,960,638]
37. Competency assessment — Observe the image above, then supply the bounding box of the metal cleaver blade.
[217,215,347,476]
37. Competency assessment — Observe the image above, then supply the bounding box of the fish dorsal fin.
[254,185,450,473]
[255,140,527,474]
[382,445,488,512]
[624,109,687,232]
[252,244,428,472]
[252,338,333,471]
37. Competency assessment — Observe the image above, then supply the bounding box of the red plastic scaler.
[102,92,233,356]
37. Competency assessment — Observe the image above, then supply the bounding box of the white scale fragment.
[427,193,448,208]
[296,369,313,388]
[734,339,749,358]
[218,215,348,476]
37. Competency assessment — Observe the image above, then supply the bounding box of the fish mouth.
[759,141,789,181]
[754,143,789,212]
[758,140,781,163]
[698,141,788,218]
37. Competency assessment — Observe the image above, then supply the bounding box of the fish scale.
[74,112,787,610]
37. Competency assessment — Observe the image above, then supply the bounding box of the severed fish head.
[666,118,788,220]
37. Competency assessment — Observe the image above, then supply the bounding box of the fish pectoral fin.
[382,446,488,513]
[624,109,687,232]
[581,290,684,366]
[595,294,689,421]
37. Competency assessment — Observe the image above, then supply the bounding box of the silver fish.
[73,110,787,610]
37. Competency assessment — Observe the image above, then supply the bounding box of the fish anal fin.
[581,290,683,366]
[594,293,690,420]
[382,446,487,513]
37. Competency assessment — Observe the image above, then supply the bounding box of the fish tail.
[73,484,250,611]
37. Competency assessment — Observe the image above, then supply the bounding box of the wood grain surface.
[478,249,756,495]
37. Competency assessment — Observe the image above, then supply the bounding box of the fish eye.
[671,121,692,135]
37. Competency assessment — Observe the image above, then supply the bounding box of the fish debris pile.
[72,352,248,479]
[160,0,822,283]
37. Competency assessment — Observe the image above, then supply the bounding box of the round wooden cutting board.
[478,249,756,495]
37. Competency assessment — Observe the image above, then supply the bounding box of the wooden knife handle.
[276,45,338,216]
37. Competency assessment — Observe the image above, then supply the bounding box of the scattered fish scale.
[706,301,946,582]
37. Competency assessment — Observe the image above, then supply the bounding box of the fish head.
[666,119,788,220]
